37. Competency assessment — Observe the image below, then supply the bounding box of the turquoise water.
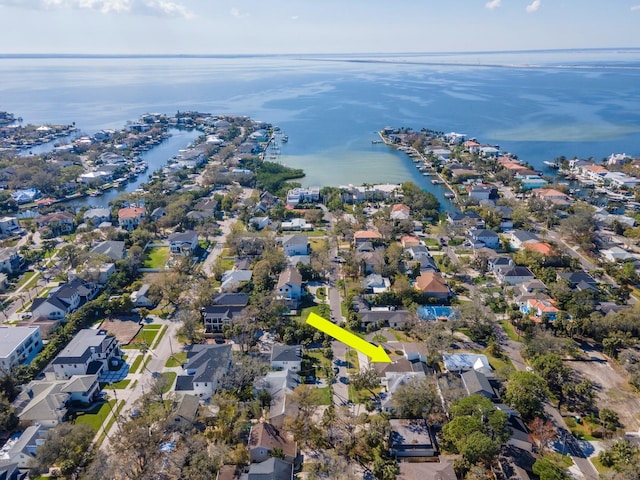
[1,50,639,207]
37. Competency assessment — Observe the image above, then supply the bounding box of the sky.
[1,0,640,55]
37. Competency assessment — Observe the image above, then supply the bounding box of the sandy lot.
[100,318,143,345]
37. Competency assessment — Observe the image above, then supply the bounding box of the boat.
[431,179,443,185]
[281,135,288,143]
[444,192,455,199]
[371,139,382,144]
[543,161,559,169]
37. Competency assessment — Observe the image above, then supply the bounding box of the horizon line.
[1,47,639,59]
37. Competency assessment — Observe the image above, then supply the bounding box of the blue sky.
[1,0,640,54]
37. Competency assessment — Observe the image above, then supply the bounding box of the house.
[220,269,253,291]
[442,353,492,374]
[83,208,111,225]
[468,228,500,249]
[175,344,232,400]
[397,458,457,480]
[535,188,573,207]
[30,279,99,320]
[461,370,496,399]
[447,211,485,229]
[517,175,548,190]
[249,217,272,231]
[404,246,438,272]
[11,188,39,204]
[90,240,126,261]
[520,279,548,295]
[400,236,421,248]
[580,164,609,184]
[495,266,536,285]
[353,230,382,245]
[601,247,636,263]
[389,419,437,458]
[362,273,390,294]
[495,206,514,231]
[131,284,155,308]
[0,326,42,370]
[605,172,640,189]
[522,298,560,321]
[0,247,22,274]
[359,309,412,330]
[276,267,303,310]
[201,293,250,333]
[281,234,309,256]
[168,230,199,255]
[467,184,497,201]
[508,230,540,250]
[415,271,451,300]
[240,457,293,480]
[68,263,115,285]
[270,345,302,373]
[390,204,411,221]
[117,206,146,231]
[176,146,207,168]
[280,218,313,231]
[557,271,598,290]
[48,329,120,380]
[285,187,320,207]
[0,216,22,236]
[254,369,299,428]
[172,394,200,430]
[248,422,298,464]
[150,207,167,221]
[34,211,75,235]
[0,424,46,469]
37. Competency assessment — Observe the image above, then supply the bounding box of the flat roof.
[0,326,40,358]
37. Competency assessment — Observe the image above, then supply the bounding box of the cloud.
[230,7,249,18]
[485,0,501,9]
[526,0,541,13]
[291,15,299,21]
[631,4,640,10]
[0,0,194,18]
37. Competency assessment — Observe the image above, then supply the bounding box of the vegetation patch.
[74,400,116,432]
[143,247,170,269]
[315,386,333,405]
[160,372,177,394]
[129,354,144,373]
[165,351,188,367]
[109,379,131,389]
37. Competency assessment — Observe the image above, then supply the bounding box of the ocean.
[2,49,640,209]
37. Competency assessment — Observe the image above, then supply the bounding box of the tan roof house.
[415,271,451,300]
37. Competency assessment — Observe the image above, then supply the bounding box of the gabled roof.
[353,230,382,240]
[276,267,302,289]
[212,293,250,307]
[461,369,494,398]
[248,422,297,459]
[117,206,146,219]
[182,344,232,384]
[244,457,293,479]
[282,234,309,246]
[558,271,597,287]
[271,345,302,363]
[470,229,499,239]
[499,266,535,278]
[52,329,114,365]
[415,271,449,294]
[510,230,539,243]
[90,240,126,260]
[168,230,198,243]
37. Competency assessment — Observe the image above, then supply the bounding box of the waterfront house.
[248,422,298,465]
[353,230,382,245]
[131,284,155,308]
[389,419,437,458]
[0,326,42,370]
[447,211,485,229]
[580,164,609,184]
[35,211,75,236]
[0,247,22,274]
[282,234,310,256]
[175,344,232,400]
[0,216,22,236]
[169,230,199,256]
[48,328,120,380]
[414,271,451,300]
[10,188,39,204]
[604,171,640,189]
[467,184,498,202]
[83,208,111,225]
[176,145,207,168]
[276,267,303,310]
[285,186,320,207]
[201,293,250,333]
[271,345,302,373]
[90,240,126,261]
[495,266,536,285]
[517,175,548,190]
[117,206,146,231]
[390,204,411,221]
[468,228,500,249]
[479,146,500,158]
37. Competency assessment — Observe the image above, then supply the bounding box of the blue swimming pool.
[417,306,459,321]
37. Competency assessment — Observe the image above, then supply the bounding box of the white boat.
[543,161,559,169]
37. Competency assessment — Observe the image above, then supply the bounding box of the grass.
[345,349,359,373]
[315,386,333,405]
[499,319,522,342]
[165,351,188,367]
[14,271,37,290]
[143,246,170,269]
[160,372,177,394]
[36,287,52,298]
[309,238,328,251]
[151,325,167,349]
[544,452,573,468]
[303,350,332,378]
[565,417,598,441]
[75,400,116,432]
[591,457,611,474]
[316,287,326,300]
[109,379,131,389]
[125,326,161,349]
[297,305,321,324]
[483,348,515,375]
[129,354,144,373]
[96,400,125,446]
[340,301,348,318]
[371,334,388,343]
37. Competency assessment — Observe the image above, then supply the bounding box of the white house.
[49,329,120,380]
[168,230,199,255]
[276,267,303,310]
[0,247,21,274]
[117,206,146,231]
[201,293,250,333]
[468,229,500,249]
[0,216,22,236]
[0,326,42,370]
[286,187,320,207]
[0,424,46,468]
[270,345,302,373]
[282,234,310,256]
[83,208,111,225]
[30,279,98,320]
[280,218,313,231]
[131,284,155,307]
[175,344,232,399]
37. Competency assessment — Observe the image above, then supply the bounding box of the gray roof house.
[239,457,293,480]
[281,235,309,257]
[83,208,111,225]
[270,345,302,373]
[48,329,120,381]
[220,269,253,291]
[175,344,232,400]
[90,240,126,261]
[495,266,536,285]
[168,230,199,255]
[0,424,46,468]
[461,369,496,399]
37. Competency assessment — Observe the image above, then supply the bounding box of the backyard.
[143,246,170,269]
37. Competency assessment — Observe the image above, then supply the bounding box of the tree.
[32,422,95,476]
[390,377,438,419]
[528,417,557,453]
[599,408,621,436]
[177,309,204,344]
[349,368,380,396]
[441,416,483,450]
[504,371,549,420]
[0,394,19,437]
[532,458,570,480]
[532,353,572,408]
[457,431,500,467]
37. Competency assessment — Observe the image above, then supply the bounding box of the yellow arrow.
[306,312,391,363]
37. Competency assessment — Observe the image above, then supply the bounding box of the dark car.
[333,367,340,374]
[305,375,316,384]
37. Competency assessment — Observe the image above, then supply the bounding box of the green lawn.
[297,305,321,324]
[160,372,177,394]
[14,271,37,290]
[129,354,144,373]
[165,351,188,367]
[151,325,167,349]
[303,350,332,379]
[565,417,598,441]
[316,287,326,300]
[591,457,610,474]
[96,400,124,446]
[315,386,332,405]
[109,379,131,389]
[544,452,573,468]
[125,326,161,349]
[345,349,359,373]
[499,319,522,342]
[143,246,170,269]
[75,400,116,432]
